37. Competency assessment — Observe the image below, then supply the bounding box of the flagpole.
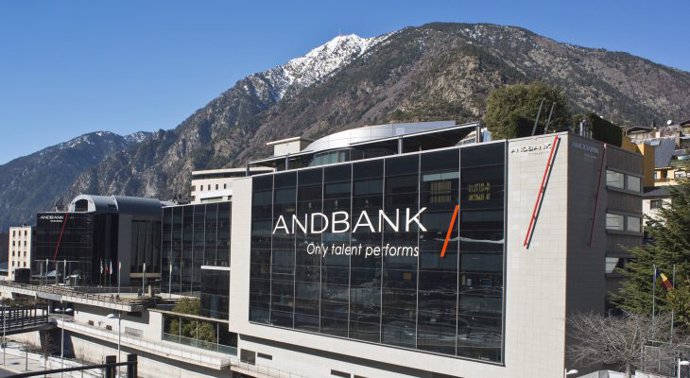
[671,264,676,343]
[117,261,121,297]
[142,262,146,297]
[653,264,656,323]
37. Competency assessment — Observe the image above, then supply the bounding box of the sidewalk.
[0,341,103,378]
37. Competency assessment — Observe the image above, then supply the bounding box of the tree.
[568,312,688,378]
[166,298,216,344]
[483,82,571,139]
[612,180,690,328]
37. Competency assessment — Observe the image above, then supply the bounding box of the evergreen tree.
[483,82,571,140]
[613,180,690,328]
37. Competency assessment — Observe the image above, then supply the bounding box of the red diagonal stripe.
[441,204,460,258]
[523,135,560,248]
[52,211,69,261]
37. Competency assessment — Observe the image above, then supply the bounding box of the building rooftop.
[643,186,671,198]
[68,194,165,217]
[250,120,481,170]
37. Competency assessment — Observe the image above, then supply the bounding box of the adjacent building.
[161,201,231,318]
[33,195,166,286]
[190,167,273,204]
[8,225,32,280]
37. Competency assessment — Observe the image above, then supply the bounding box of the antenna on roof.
[531,99,545,136]
[544,102,556,133]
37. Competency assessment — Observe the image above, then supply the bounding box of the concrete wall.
[505,134,570,377]
[67,333,225,378]
[118,214,133,286]
[72,303,162,341]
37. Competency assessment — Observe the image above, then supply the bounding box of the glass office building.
[162,201,231,319]
[249,142,505,362]
[34,212,118,284]
[33,195,163,286]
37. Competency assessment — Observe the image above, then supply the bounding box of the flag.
[656,270,673,291]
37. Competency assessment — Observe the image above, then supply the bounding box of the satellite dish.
[667,120,673,126]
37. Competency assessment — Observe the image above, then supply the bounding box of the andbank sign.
[272,207,428,235]
[272,208,430,259]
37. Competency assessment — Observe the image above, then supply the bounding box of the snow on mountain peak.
[261,33,388,100]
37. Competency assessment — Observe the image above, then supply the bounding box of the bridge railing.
[0,304,50,332]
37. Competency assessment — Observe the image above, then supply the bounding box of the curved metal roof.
[304,121,457,153]
[113,195,164,217]
[68,194,118,213]
[68,194,163,217]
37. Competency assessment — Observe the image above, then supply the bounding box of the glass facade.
[249,142,506,362]
[201,269,230,319]
[34,212,118,284]
[130,220,161,274]
[162,202,231,313]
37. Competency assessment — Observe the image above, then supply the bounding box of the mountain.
[3,22,690,226]
[0,131,149,229]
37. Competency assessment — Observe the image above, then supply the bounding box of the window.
[606,213,624,231]
[215,184,219,190]
[650,199,664,209]
[191,185,196,191]
[240,350,256,365]
[606,170,625,189]
[207,184,211,191]
[606,213,641,233]
[257,353,272,360]
[607,170,642,192]
[626,216,641,233]
[331,370,350,378]
[223,183,227,189]
[626,175,641,193]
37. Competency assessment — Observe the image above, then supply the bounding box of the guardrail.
[0,304,50,334]
[0,281,154,309]
[162,333,237,355]
[60,319,233,369]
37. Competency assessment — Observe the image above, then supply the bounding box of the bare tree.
[568,312,689,378]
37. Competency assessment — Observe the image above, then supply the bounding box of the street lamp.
[56,298,65,378]
[2,299,6,366]
[565,368,579,377]
[106,311,121,376]
[678,359,689,378]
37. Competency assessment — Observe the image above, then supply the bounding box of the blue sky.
[1,0,688,164]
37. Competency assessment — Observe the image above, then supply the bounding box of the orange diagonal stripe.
[441,204,460,258]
